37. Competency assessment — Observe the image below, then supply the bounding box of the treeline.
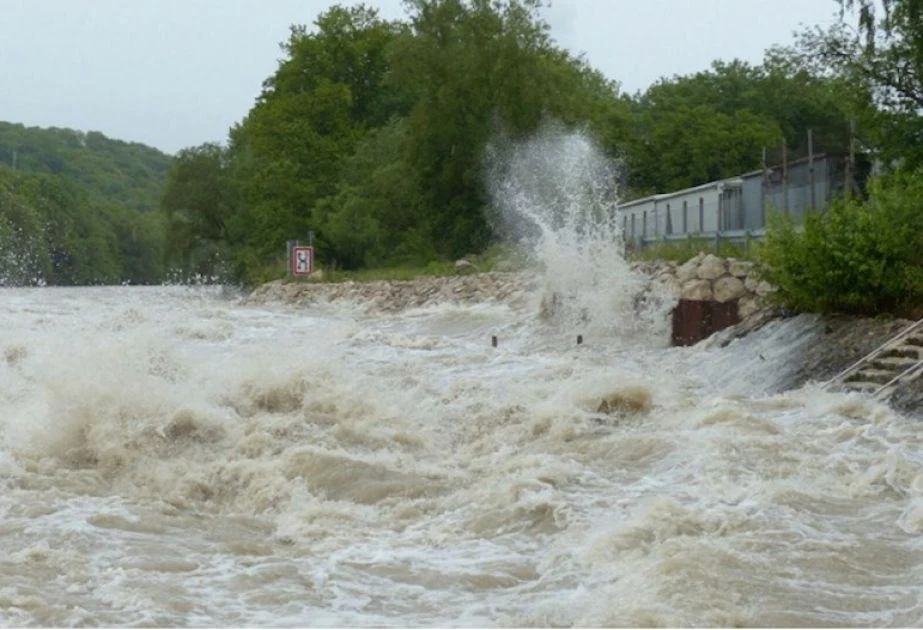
[0,167,165,285]
[164,0,869,285]
[759,0,923,316]
[5,0,917,295]
[0,123,171,285]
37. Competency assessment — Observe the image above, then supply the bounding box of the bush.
[758,169,923,315]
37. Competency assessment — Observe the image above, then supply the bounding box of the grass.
[628,236,761,263]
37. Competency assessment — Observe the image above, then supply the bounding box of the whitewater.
[2,128,923,627]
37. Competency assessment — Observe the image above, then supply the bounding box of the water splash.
[486,123,669,343]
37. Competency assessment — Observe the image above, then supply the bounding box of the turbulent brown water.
[3,129,923,627]
[1,283,922,627]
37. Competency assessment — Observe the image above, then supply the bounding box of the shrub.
[758,169,923,315]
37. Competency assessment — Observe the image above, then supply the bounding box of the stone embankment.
[246,253,778,332]
[632,252,777,338]
[245,271,541,312]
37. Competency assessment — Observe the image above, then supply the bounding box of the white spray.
[486,123,672,344]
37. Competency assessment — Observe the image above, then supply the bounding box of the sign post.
[291,245,314,276]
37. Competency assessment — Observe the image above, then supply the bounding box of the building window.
[683,200,688,233]
[643,211,648,237]
[631,213,636,237]
[665,203,672,235]
[699,197,704,232]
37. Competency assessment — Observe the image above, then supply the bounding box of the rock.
[676,258,699,283]
[713,276,746,303]
[755,280,775,297]
[652,274,682,297]
[744,275,760,293]
[728,260,755,278]
[455,259,480,273]
[696,254,727,280]
[738,295,762,320]
[681,278,713,301]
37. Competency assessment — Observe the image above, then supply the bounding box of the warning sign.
[291,246,314,276]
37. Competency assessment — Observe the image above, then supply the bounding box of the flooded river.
[1,282,922,627]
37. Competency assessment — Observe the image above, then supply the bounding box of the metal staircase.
[824,318,923,400]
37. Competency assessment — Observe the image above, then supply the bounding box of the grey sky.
[1,0,841,155]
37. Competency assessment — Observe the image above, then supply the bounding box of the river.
[1,282,922,627]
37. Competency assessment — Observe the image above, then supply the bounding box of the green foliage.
[0,122,172,285]
[156,0,902,292]
[161,143,234,281]
[0,122,171,213]
[630,239,753,264]
[625,58,862,195]
[788,0,923,170]
[0,165,165,285]
[758,169,923,315]
[164,0,637,284]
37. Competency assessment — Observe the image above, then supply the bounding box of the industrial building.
[616,153,849,246]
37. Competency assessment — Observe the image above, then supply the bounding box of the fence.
[620,151,851,254]
[631,228,767,256]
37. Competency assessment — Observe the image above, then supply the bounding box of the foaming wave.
[486,122,673,344]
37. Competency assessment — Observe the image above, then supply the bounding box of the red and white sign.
[291,246,314,276]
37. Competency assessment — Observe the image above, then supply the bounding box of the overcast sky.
[1,0,841,155]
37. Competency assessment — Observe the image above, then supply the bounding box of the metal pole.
[782,138,789,215]
[287,239,296,277]
[808,129,816,212]
[848,119,857,197]
[760,147,768,227]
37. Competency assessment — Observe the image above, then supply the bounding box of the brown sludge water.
[0,282,922,627]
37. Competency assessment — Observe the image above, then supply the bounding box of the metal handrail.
[823,317,923,389]
[873,358,923,399]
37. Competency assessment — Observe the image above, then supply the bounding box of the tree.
[791,0,923,167]
[161,143,235,279]
[624,56,864,195]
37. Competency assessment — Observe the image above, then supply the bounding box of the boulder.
[728,260,755,278]
[713,276,746,303]
[696,254,727,280]
[676,258,699,283]
[738,295,762,319]
[681,278,713,301]
[755,280,775,297]
[652,273,682,297]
